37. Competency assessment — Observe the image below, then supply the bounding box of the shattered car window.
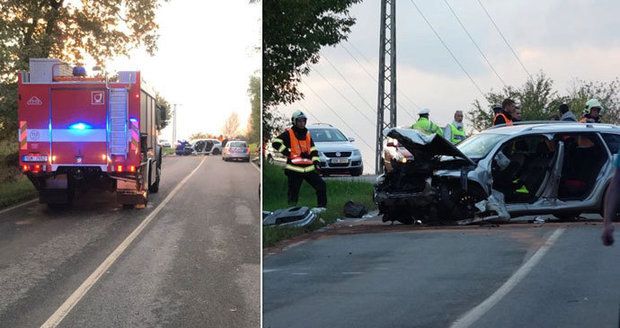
[457,133,507,159]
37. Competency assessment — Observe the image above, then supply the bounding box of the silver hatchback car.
[222,140,251,162]
[307,124,363,176]
[375,122,620,225]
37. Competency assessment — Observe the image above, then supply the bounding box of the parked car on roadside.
[223,140,250,162]
[375,122,620,225]
[191,138,222,155]
[307,123,363,176]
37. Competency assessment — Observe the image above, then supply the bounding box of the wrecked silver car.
[375,123,620,224]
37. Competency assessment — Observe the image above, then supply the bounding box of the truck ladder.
[108,88,128,156]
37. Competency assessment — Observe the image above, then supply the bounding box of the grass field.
[0,175,37,209]
[263,163,375,247]
[0,140,37,209]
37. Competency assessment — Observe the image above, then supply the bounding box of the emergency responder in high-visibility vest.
[579,98,603,123]
[271,111,327,210]
[411,108,443,137]
[493,98,516,126]
[443,110,466,144]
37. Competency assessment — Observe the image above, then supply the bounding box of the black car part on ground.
[343,201,368,218]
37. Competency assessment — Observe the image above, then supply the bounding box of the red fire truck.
[18,58,164,208]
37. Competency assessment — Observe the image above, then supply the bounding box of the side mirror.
[348,137,355,142]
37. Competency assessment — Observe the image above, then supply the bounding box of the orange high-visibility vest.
[288,128,314,165]
[493,113,513,126]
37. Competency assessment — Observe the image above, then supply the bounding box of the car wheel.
[350,168,363,176]
[213,148,221,155]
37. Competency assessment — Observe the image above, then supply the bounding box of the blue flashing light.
[69,122,91,130]
[129,118,138,123]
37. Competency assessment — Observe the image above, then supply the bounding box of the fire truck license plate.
[23,155,48,162]
[331,158,348,164]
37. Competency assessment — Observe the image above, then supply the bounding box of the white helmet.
[291,110,307,124]
[418,108,430,115]
[584,98,603,115]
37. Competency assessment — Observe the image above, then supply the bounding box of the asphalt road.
[263,223,620,328]
[0,155,260,327]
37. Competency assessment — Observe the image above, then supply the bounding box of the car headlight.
[352,150,361,156]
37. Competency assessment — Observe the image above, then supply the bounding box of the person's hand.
[315,163,321,173]
[602,224,615,246]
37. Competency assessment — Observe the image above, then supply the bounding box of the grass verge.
[162,147,175,156]
[263,162,375,247]
[0,175,37,209]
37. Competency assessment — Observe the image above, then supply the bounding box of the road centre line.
[450,228,565,328]
[40,156,207,328]
[0,199,38,216]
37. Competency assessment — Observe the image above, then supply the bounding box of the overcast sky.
[107,0,261,142]
[280,0,620,172]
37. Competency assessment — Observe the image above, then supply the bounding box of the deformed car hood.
[384,128,475,165]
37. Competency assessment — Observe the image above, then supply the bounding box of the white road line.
[0,199,38,216]
[251,161,261,172]
[450,228,565,328]
[40,157,207,328]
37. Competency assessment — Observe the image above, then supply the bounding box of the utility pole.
[376,0,397,174]
[172,104,178,144]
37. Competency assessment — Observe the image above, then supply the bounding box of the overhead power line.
[313,67,376,126]
[322,55,378,113]
[339,43,418,123]
[407,0,486,97]
[475,0,533,80]
[301,81,375,154]
[298,104,321,122]
[323,54,419,126]
[345,40,422,111]
[442,0,507,87]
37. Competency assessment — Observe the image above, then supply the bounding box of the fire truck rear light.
[22,165,29,172]
[116,165,123,172]
[129,165,136,172]
[101,154,107,161]
[33,164,41,173]
[51,155,57,162]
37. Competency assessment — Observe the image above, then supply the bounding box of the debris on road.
[263,207,317,228]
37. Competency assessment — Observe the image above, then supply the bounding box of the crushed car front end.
[374,128,501,225]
